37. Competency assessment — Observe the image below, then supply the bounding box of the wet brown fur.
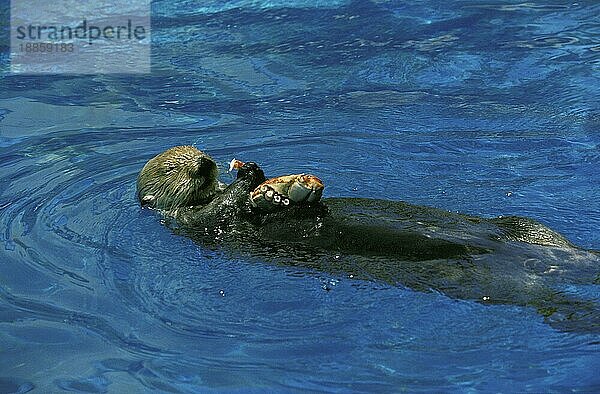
[136,146,219,211]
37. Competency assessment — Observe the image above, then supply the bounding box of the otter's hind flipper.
[533,291,600,334]
[490,216,574,248]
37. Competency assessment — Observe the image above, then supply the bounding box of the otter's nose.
[196,156,216,174]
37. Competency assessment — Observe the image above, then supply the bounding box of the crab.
[230,159,324,211]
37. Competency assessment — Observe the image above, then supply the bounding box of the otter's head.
[137,146,219,210]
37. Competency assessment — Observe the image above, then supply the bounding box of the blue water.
[1,1,599,392]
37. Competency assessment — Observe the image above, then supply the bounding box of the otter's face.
[137,146,219,210]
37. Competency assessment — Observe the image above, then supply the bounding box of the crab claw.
[250,173,324,211]
[288,174,324,203]
[229,159,245,172]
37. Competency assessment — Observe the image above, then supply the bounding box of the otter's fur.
[137,146,220,211]
[137,146,600,332]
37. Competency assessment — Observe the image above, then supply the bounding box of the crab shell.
[250,174,324,211]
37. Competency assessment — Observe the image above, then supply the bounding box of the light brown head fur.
[137,146,219,210]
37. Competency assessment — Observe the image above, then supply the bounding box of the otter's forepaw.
[250,174,324,211]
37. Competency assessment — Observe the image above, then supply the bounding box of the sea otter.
[138,146,600,332]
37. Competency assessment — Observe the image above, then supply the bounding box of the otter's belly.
[204,197,594,300]
[255,197,575,257]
